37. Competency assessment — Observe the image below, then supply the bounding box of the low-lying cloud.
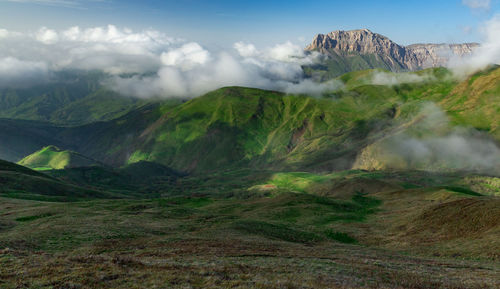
[370,71,436,86]
[450,14,500,76]
[0,25,341,97]
[355,103,500,174]
[0,57,49,87]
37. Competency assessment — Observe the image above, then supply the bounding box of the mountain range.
[0,28,499,289]
[304,29,478,79]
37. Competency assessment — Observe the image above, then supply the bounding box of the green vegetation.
[18,145,101,170]
[233,220,323,243]
[0,70,149,126]
[324,230,357,243]
[0,67,499,288]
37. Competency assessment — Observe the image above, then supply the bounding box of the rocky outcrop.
[306,29,478,71]
[407,43,479,68]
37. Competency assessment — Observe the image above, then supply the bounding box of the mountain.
[18,145,101,170]
[305,29,478,79]
[407,43,478,68]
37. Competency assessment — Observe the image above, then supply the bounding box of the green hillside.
[18,145,101,170]
[1,67,499,175]
[0,67,499,288]
[0,159,112,201]
[0,70,147,126]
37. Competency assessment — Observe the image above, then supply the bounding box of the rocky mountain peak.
[306,29,478,71]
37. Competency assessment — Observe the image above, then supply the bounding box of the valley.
[0,17,498,288]
[0,64,499,288]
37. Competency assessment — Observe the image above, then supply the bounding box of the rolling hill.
[0,70,148,126]
[2,67,500,175]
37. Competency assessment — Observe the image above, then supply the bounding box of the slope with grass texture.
[0,159,111,201]
[0,67,499,175]
[18,145,101,170]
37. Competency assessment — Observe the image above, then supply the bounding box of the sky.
[0,0,499,48]
[0,0,499,98]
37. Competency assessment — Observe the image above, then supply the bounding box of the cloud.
[449,15,500,76]
[0,25,338,97]
[370,71,435,86]
[110,40,338,98]
[462,0,491,11]
[355,103,500,174]
[0,25,175,75]
[36,27,59,44]
[234,42,258,58]
[161,42,211,69]
[0,57,49,87]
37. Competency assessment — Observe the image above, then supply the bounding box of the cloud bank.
[370,71,436,86]
[0,25,341,97]
[450,14,500,76]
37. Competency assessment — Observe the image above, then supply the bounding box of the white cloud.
[0,25,175,74]
[462,0,491,11]
[370,71,435,86]
[234,42,259,58]
[161,42,211,69]
[355,103,500,174]
[0,25,337,97]
[0,57,48,87]
[267,41,306,62]
[36,27,59,44]
[0,29,9,39]
[450,15,500,76]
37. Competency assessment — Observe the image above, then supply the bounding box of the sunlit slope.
[0,159,110,201]
[0,67,499,174]
[123,86,400,172]
[18,145,101,170]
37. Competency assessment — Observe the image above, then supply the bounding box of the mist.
[370,71,436,86]
[355,103,500,175]
[449,14,500,77]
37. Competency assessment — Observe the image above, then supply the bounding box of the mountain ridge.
[305,29,478,75]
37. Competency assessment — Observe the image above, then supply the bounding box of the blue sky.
[0,0,498,48]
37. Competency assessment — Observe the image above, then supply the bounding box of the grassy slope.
[1,67,499,175]
[18,145,101,170]
[0,177,498,288]
[303,50,407,81]
[0,159,113,201]
[1,65,499,287]
[0,71,147,126]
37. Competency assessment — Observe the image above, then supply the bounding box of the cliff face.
[407,43,479,68]
[305,29,478,71]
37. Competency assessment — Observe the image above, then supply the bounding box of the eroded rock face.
[306,29,478,71]
[407,43,479,68]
